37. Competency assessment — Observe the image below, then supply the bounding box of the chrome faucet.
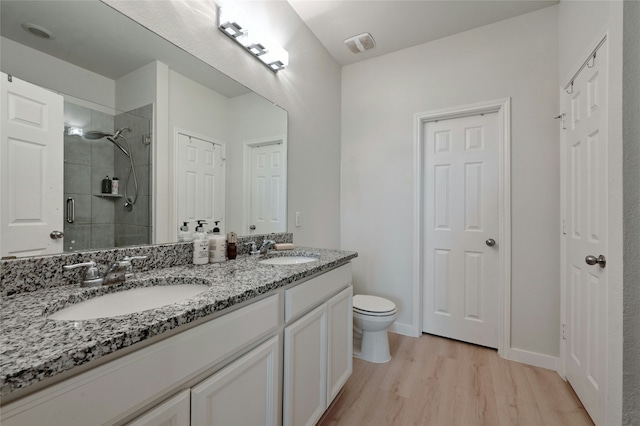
[122,256,148,280]
[259,239,276,255]
[63,261,103,287]
[245,241,260,256]
[101,259,131,286]
[63,256,147,287]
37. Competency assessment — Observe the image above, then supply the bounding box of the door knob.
[486,238,496,247]
[249,225,256,231]
[50,230,64,239]
[585,254,606,268]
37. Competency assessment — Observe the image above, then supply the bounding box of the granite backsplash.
[0,233,293,296]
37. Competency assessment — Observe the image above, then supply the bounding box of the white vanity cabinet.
[127,336,280,426]
[2,262,354,426]
[283,264,353,426]
[126,389,191,426]
[190,335,280,426]
[2,295,280,426]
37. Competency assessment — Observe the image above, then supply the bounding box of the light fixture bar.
[247,43,268,56]
[220,22,245,38]
[217,6,288,73]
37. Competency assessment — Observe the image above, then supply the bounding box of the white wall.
[0,37,115,108]
[103,0,342,249]
[168,70,232,144]
[116,62,158,113]
[623,1,640,423]
[341,6,560,356]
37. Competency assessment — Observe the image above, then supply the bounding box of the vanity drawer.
[284,263,352,323]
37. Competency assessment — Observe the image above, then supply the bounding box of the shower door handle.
[66,197,75,223]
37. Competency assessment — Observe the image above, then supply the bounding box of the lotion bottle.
[192,221,209,265]
[111,177,119,194]
[208,221,226,263]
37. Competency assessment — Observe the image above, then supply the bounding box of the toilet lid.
[353,295,396,314]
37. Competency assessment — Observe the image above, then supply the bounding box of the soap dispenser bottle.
[208,221,226,263]
[178,221,192,242]
[192,220,209,265]
[194,220,207,240]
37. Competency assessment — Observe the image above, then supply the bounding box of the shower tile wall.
[63,102,152,252]
[114,104,153,247]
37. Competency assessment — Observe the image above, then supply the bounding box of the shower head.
[83,130,111,140]
[83,128,131,157]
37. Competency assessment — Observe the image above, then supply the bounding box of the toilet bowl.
[353,294,397,363]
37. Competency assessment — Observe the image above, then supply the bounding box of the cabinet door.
[283,304,327,426]
[191,336,280,426]
[126,390,190,426]
[326,286,353,405]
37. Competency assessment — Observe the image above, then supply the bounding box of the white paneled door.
[0,73,64,257]
[248,142,285,235]
[176,132,225,232]
[561,39,608,426]
[422,112,499,348]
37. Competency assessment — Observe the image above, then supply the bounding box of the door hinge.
[561,323,566,340]
[7,74,12,82]
[562,219,566,235]
[554,113,566,130]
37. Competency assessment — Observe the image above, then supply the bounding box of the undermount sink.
[48,284,209,321]
[258,256,318,265]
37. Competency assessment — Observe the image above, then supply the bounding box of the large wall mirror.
[0,0,287,258]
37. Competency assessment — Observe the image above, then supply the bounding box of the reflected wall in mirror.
[0,0,288,258]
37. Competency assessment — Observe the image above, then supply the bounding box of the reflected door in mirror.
[249,142,285,235]
[1,74,64,257]
[176,132,225,234]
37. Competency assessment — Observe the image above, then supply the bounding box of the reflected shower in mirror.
[63,102,151,252]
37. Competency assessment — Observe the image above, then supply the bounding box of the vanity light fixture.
[217,6,289,72]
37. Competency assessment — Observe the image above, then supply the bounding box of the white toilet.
[352,294,398,363]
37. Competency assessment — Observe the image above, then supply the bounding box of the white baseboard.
[389,321,559,371]
[504,347,560,371]
[389,321,418,337]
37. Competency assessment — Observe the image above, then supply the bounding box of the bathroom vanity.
[0,246,357,426]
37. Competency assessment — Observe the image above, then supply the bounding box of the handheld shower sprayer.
[82,127,138,207]
[84,127,132,157]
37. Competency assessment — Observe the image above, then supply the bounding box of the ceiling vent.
[344,33,375,54]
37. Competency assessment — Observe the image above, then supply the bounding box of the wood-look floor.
[319,333,594,426]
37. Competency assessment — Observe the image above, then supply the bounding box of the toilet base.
[353,328,391,363]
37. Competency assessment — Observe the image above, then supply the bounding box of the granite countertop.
[0,248,357,398]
